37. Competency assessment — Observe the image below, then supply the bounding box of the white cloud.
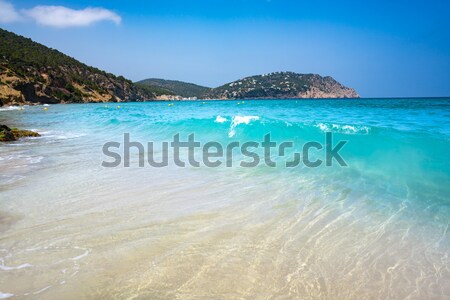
[0,0,21,23]
[0,1,121,27]
[23,6,121,27]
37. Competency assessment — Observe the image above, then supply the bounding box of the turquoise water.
[0,98,449,299]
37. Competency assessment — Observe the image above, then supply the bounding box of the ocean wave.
[0,175,26,185]
[0,106,23,111]
[25,156,43,164]
[6,154,43,164]
[315,123,370,135]
[213,115,261,137]
[229,116,260,137]
[39,131,87,140]
[214,115,228,123]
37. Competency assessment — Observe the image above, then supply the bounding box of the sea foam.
[215,115,228,123]
[0,263,32,271]
[229,116,260,137]
[0,292,14,299]
[0,106,22,111]
[315,123,370,134]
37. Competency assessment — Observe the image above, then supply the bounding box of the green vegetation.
[134,83,175,97]
[136,78,210,98]
[203,72,359,99]
[0,28,154,104]
[0,28,358,103]
[207,72,312,98]
[1,29,95,71]
[137,72,358,99]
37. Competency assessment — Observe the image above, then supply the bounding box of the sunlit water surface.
[0,99,449,299]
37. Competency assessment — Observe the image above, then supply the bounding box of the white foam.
[33,285,52,295]
[71,249,89,261]
[317,123,329,132]
[3,153,43,165]
[229,116,260,137]
[26,156,44,164]
[0,292,14,299]
[0,175,26,185]
[0,263,32,271]
[40,131,87,140]
[316,123,370,135]
[0,106,22,111]
[215,115,228,123]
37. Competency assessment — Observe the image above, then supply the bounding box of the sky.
[0,0,449,97]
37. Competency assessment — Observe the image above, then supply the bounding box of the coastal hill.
[0,28,359,105]
[136,78,210,98]
[0,28,154,106]
[137,73,359,99]
[203,72,359,99]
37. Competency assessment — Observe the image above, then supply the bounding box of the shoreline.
[1,96,450,108]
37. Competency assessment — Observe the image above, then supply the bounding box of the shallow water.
[0,99,449,299]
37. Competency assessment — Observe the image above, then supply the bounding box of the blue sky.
[1,0,449,97]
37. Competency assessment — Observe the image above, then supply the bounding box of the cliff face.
[204,72,359,99]
[0,28,153,106]
[0,63,152,105]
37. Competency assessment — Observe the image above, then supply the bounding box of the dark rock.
[0,124,40,142]
[11,128,40,139]
[14,83,38,103]
[0,125,16,141]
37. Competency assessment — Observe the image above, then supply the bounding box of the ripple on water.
[0,245,91,297]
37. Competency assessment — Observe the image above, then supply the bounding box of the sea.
[0,98,449,299]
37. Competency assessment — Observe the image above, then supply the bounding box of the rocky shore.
[0,124,40,142]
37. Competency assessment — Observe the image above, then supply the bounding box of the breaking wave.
[228,116,260,137]
[214,115,228,123]
[315,123,370,134]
